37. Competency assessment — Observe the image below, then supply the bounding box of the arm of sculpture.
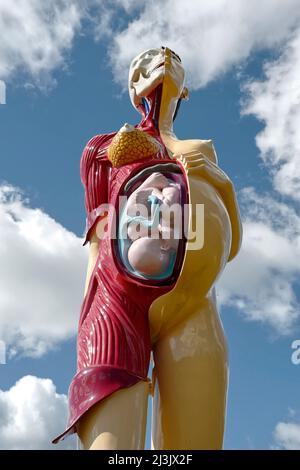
[83,229,99,297]
[80,134,110,296]
[83,210,109,296]
[176,150,242,261]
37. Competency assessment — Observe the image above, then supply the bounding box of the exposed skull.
[128,47,186,110]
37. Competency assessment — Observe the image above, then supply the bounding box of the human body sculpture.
[53,47,242,449]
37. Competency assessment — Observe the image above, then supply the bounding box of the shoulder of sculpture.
[83,132,116,157]
[200,139,218,164]
[179,138,218,164]
[195,139,216,157]
[80,133,115,184]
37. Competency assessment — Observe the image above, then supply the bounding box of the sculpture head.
[128,46,189,114]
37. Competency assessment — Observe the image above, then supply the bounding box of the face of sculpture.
[128,47,186,109]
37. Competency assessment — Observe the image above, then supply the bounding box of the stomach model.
[118,170,184,281]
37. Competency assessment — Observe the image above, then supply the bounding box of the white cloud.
[0,375,75,450]
[273,421,300,450]
[221,26,300,333]
[0,0,82,86]
[218,188,300,334]
[0,184,87,357]
[107,0,300,89]
[2,1,300,91]
[243,28,300,201]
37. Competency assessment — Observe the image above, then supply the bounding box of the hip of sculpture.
[53,47,242,450]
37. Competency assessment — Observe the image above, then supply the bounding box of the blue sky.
[0,0,300,450]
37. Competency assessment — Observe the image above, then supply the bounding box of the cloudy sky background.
[0,0,300,449]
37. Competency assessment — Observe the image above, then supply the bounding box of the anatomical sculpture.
[53,47,242,450]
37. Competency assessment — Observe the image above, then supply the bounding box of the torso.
[88,132,230,344]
